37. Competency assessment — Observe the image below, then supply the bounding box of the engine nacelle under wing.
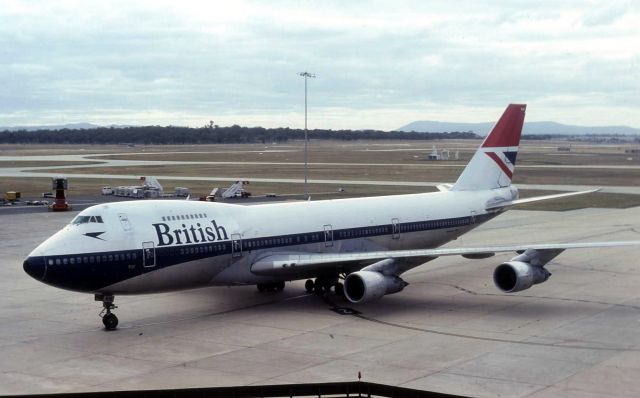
[344,270,407,304]
[493,261,551,293]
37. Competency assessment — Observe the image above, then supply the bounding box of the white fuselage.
[27,187,516,295]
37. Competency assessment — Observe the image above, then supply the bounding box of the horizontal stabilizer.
[486,189,600,210]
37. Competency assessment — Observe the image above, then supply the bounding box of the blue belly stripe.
[30,213,496,293]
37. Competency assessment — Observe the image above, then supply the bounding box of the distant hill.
[0,123,132,131]
[398,120,640,136]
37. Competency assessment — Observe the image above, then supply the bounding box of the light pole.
[299,71,315,199]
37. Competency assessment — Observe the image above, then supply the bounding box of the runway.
[1,206,639,397]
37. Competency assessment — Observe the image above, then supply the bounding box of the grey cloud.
[0,0,638,128]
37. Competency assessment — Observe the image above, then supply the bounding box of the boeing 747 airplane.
[23,104,638,330]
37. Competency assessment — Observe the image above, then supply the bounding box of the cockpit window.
[71,215,104,225]
[72,216,90,225]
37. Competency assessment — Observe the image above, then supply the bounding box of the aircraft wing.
[486,189,600,210]
[250,240,639,277]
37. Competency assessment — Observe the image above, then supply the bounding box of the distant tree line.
[0,125,479,144]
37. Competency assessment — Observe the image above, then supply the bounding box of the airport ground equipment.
[5,191,20,202]
[174,187,190,197]
[204,187,219,201]
[112,176,165,198]
[139,176,163,196]
[222,180,251,198]
[48,177,71,211]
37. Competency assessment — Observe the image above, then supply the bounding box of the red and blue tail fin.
[451,104,526,191]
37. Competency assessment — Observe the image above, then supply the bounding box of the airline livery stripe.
[33,213,496,292]
[485,152,513,179]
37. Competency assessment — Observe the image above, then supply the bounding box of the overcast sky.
[1,0,638,130]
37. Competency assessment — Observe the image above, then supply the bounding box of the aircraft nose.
[23,256,46,281]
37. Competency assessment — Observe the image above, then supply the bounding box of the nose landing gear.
[95,294,118,331]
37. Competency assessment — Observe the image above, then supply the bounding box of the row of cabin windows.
[332,218,468,239]
[338,226,388,239]
[161,213,208,222]
[245,236,297,249]
[400,218,467,233]
[166,243,227,256]
[49,252,137,266]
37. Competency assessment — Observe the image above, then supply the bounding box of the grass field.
[35,162,640,187]
[1,139,639,211]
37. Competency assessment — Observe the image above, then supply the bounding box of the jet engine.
[344,271,407,304]
[493,261,551,293]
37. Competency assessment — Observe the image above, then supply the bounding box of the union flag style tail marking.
[451,104,526,191]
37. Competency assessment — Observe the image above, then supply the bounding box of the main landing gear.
[96,294,118,331]
[256,281,285,292]
[305,277,344,298]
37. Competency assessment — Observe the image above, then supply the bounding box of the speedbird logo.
[152,220,229,246]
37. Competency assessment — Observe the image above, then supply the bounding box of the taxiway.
[1,206,639,397]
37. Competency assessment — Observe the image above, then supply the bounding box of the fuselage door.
[391,218,400,239]
[118,213,132,231]
[470,211,477,225]
[142,241,156,268]
[323,224,333,247]
[231,233,242,258]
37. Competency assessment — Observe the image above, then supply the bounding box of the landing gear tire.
[334,282,344,298]
[314,278,331,294]
[305,279,314,293]
[96,294,118,331]
[257,283,266,292]
[276,281,285,291]
[102,313,118,330]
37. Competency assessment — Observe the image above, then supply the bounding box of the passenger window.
[55,259,61,265]
[63,258,68,265]
[48,259,54,265]
[70,258,75,264]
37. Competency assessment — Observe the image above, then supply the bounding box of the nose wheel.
[96,294,118,331]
